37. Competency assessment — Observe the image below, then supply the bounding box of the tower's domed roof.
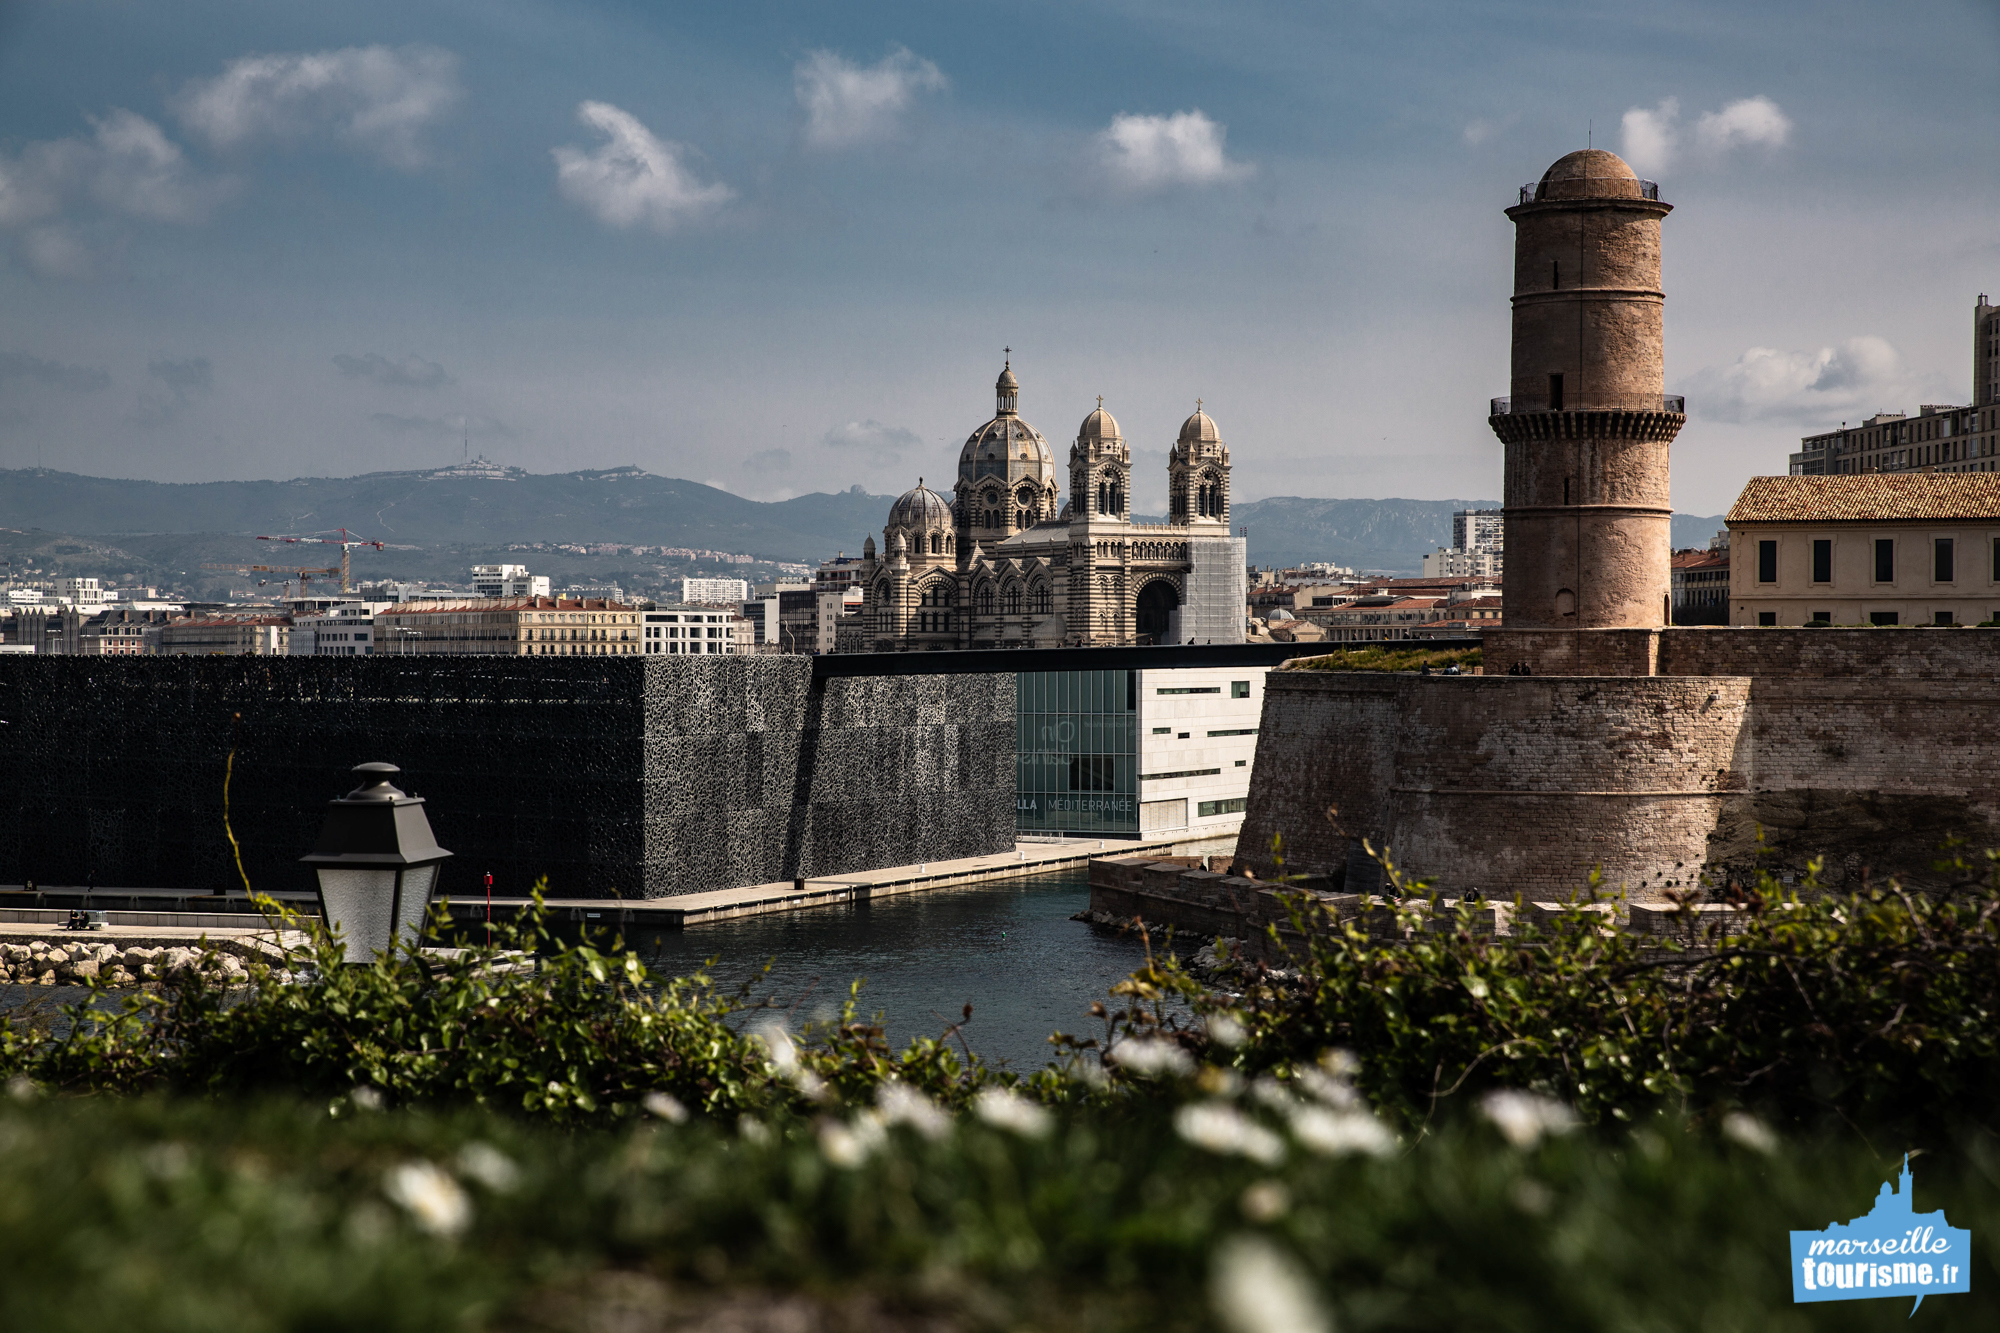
[996,363,1019,394]
[960,417,1054,465]
[1533,149,1648,201]
[1177,405,1221,445]
[1078,401,1122,441]
[887,479,952,529]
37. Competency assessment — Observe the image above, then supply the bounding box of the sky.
[0,0,1995,518]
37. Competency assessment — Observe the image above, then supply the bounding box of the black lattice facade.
[0,656,1014,899]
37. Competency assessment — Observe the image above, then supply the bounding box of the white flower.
[973,1087,1053,1139]
[384,1161,471,1238]
[1292,1067,1361,1111]
[1210,1233,1331,1333]
[755,1022,827,1100]
[1207,1013,1247,1048]
[1111,1037,1195,1079]
[1175,1103,1286,1165]
[1287,1105,1395,1158]
[817,1111,886,1168]
[876,1083,951,1141]
[1239,1179,1290,1222]
[642,1090,689,1123]
[454,1143,519,1193]
[1721,1111,1777,1154]
[1480,1089,1578,1148]
[349,1085,385,1112]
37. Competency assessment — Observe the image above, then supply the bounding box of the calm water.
[622,868,1158,1070]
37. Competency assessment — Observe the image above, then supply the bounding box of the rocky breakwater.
[0,937,277,987]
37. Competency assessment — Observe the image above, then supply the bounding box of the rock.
[162,947,196,974]
[28,941,49,958]
[70,959,99,980]
[0,943,27,963]
[104,968,133,987]
[126,946,160,964]
[42,947,66,966]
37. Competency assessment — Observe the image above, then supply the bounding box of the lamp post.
[300,762,453,964]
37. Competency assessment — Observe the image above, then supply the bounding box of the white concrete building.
[472,565,551,598]
[1134,665,1268,833]
[56,577,109,612]
[291,601,391,655]
[681,576,750,605]
[642,604,740,654]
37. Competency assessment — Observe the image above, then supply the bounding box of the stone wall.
[1236,629,2000,899]
[0,656,1014,900]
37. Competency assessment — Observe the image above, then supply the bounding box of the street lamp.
[300,762,453,964]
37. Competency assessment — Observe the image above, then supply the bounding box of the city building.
[1790,299,2000,476]
[680,576,750,605]
[1421,547,1504,579]
[641,604,739,654]
[76,608,176,655]
[158,616,292,656]
[852,363,1247,650]
[472,565,551,598]
[813,556,865,595]
[1016,665,1269,837]
[1454,508,1505,554]
[559,583,625,602]
[292,601,389,655]
[1670,548,1730,624]
[1725,474,2000,626]
[375,597,639,656]
[55,577,109,613]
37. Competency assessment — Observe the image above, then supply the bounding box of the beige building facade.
[158,616,291,655]
[1727,475,2000,626]
[375,597,640,655]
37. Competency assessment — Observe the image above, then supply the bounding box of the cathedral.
[852,359,1248,650]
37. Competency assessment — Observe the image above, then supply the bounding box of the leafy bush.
[1195,852,2000,1144]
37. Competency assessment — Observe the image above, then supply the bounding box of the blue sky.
[0,0,1994,517]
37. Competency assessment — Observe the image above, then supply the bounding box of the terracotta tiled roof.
[1670,550,1728,569]
[1728,474,2000,524]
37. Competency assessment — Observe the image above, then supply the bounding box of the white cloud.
[1695,96,1792,153]
[1096,111,1253,193]
[334,352,452,389]
[794,47,947,149]
[1679,336,1924,424]
[1462,117,1513,147]
[0,110,224,276]
[551,102,732,234]
[173,45,462,169]
[1622,94,1792,175]
[822,419,921,470]
[0,351,110,393]
[1620,97,1679,176]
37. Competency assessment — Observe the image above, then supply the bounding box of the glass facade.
[1016,669,1138,834]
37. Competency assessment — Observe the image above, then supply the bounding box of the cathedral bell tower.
[1168,402,1230,525]
[1489,149,1683,674]
[1070,397,1130,523]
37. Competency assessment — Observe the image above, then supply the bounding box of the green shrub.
[1284,646,1482,673]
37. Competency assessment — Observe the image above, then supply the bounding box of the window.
[1870,611,1899,626]
[1757,612,1778,626]
[1810,611,1831,625]
[1157,685,1220,695]
[1151,726,1171,734]
[1208,728,1258,737]
[1069,756,1116,791]
[1235,760,1247,767]
[1230,681,1250,698]
[1548,371,1564,411]
[1993,537,2000,582]
[1757,540,1778,583]
[1812,539,1832,583]
[1934,611,1956,626]
[1199,797,1248,817]
[1935,538,1955,583]
[1874,539,1895,583]
[1140,768,1222,781]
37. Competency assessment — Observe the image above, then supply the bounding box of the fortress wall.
[0,656,1015,901]
[1233,673,1404,881]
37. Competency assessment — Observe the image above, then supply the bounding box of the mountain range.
[0,464,1725,581]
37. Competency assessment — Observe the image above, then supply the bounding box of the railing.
[1518,179,1661,204]
[1490,395,1685,415]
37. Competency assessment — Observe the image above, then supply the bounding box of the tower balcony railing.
[1517,179,1661,204]
[1490,394,1684,416]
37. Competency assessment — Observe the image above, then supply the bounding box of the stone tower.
[1168,404,1231,525]
[1489,149,1684,672]
[1071,399,1130,520]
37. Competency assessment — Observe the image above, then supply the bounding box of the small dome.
[1177,405,1221,445]
[1534,149,1647,201]
[1078,401,1122,441]
[887,480,952,529]
[996,362,1019,394]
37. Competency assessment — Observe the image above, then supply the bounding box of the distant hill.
[0,465,1730,578]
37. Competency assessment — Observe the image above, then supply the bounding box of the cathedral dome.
[958,358,1056,477]
[1177,404,1221,445]
[887,479,953,530]
[1078,401,1122,441]
[1533,149,1648,201]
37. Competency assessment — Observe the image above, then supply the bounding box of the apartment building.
[375,597,640,656]
[158,616,291,655]
[1727,474,2000,626]
[641,603,739,654]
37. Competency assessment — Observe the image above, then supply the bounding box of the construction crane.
[255,528,388,594]
[199,563,341,600]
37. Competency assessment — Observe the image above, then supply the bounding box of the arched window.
[1110,482,1122,514]
[1096,481,1107,513]
[1031,582,1052,615]
[929,532,940,554]
[1003,584,1021,615]
[977,584,994,614]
